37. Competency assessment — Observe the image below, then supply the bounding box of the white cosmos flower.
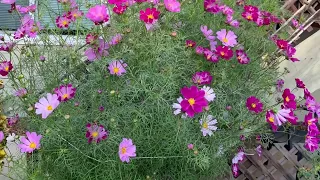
[201,86,216,102]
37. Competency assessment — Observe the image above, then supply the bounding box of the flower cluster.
[13,15,42,39]
[275,38,299,62]
[56,1,83,28]
[139,8,160,31]
[241,5,281,26]
[232,151,245,178]
[86,5,109,25]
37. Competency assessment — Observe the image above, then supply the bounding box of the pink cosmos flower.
[246,96,263,113]
[0,0,15,4]
[84,39,109,61]
[200,25,215,41]
[226,15,240,28]
[86,123,108,143]
[285,45,296,57]
[0,61,13,76]
[215,46,233,60]
[282,88,296,110]
[192,71,213,85]
[187,144,194,150]
[86,5,109,25]
[14,88,27,97]
[164,0,181,12]
[200,115,217,136]
[119,138,136,163]
[186,40,196,48]
[201,86,216,102]
[18,131,42,153]
[67,9,83,21]
[276,39,288,50]
[56,16,71,29]
[54,84,77,102]
[0,131,4,142]
[0,42,15,52]
[108,60,127,76]
[256,145,262,157]
[276,79,284,92]
[113,5,127,15]
[304,88,312,99]
[244,5,259,12]
[195,46,204,55]
[306,97,317,112]
[236,49,250,64]
[292,19,299,27]
[108,0,127,5]
[232,164,240,178]
[210,41,217,51]
[221,5,234,15]
[86,34,98,45]
[304,135,319,152]
[35,93,60,119]
[139,8,160,24]
[295,78,305,88]
[109,33,122,45]
[180,86,208,117]
[204,0,221,14]
[308,123,319,137]
[242,11,258,21]
[266,110,278,131]
[232,151,245,164]
[216,29,237,47]
[304,112,317,127]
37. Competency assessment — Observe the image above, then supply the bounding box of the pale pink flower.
[200,25,215,41]
[216,29,238,47]
[119,138,136,163]
[18,131,42,153]
[108,60,127,76]
[35,93,60,119]
[164,0,181,12]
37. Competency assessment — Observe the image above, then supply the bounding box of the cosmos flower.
[187,144,194,150]
[139,8,160,24]
[119,138,136,163]
[108,60,127,76]
[86,5,109,25]
[244,5,259,12]
[282,88,296,110]
[266,109,297,131]
[209,40,217,51]
[215,46,233,60]
[18,131,42,153]
[86,123,108,143]
[276,79,284,92]
[0,0,15,4]
[232,151,245,164]
[35,93,60,119]
[164,0,181,12]
[241,11,258,21]
[55,16,71,29]
[204,0,221,14]
[113,5,127,15]
[195,46,204,55]
[232,163,240,178]
[192,71,213,85]
[236,49,250,64]
[199,115,217,136]
[246,96,263,113]
[66,9,83,21]
[0,131,4,142]
[221,5,234,15]
[84,39,109,61]
[172,97,183,115]
[200,25,215,41]
[305,96,317,112]
[54,84,77,102]
[14,88,27,97]
[304,112,317,127]
[0,61,13,76]
[304,88,312,99]
[226,15,240,28]
[285,45,296,57]
[256,145,262,157]
[295,78,305,88]
[276,39,288,50]
[186,40,196,48]
[201,86,216,102]
[304,135,319,152]
[180,86,208,117]
[216,29,237,47]
[109,34,122,45]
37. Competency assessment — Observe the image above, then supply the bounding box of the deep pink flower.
[308,123,319,137]
[195,46,204,55]
[35,93,60,119]
[209,41,217,51]
[67,9,83,21]
[266,109,297,131]
[241,11,258,21]
[266,110,278,131]
[304,88,312,99]
[216,29,237,47]
[86,5,109,25]
[305,96,317,112]
[113,5,127,15]
[0,42,15,52]
[236,49,250,64]
[54,84,77,102]
[0,61,13,76]
[282,88,296,110]
[86,123,108,143]
[276,39,288,50]
[192,71,213,85]
[304,112,317,126]
[204,0,221,14]
[108,60,127,76]
[186,40,196,48]
[0,131,3,143]
[295,78,305,88]
[285,45,296,57]
[18,131,42,153]
[108,0,127,5]
[292,19,299,27]
[204,48,219,63]
[200,25,215,41]
[289,57,299,62]
[109,34,122,45]
[139,8,160,24]
[246,96,263,113]
[232,164,240,178]
[215,46,233,60]
[84,39,109,61]
[0,0,15,4]
[14,88,27,97]
[119,138,136,163]
[180,86,208,117]
[164,0,180,12]
[276,79,284,92]
[55,16,71,29]
[85,34,98,45]
[226,15,240,28]
[304,135,319,152]
[244,5,259,12]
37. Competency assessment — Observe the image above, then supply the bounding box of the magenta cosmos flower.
[266,109,297,131]
[18,131,42,153]
[304,135,319,152]
[0,131,4,142]
[215,46,233,60]
[200,25,215,41]
[195,46,204,55]
[276,39,288,50]
[295,78,305,88]
[216,29,237,47]
[66,9,84,21]
[305,96,317,112]
[180,86,208,117]
[236,49,250,64]
[282,88,296,110]
[204,48,219,63]
[55,16,71,29]
[164,0,181,12]
[241,11,258,22]
[119,138,136,163]
[246,96,263,113]
[0,0,15,4]
[108,0,127,5]
[186,40,196,48]
[139,8,160,24]
[54,84,77,102]
[108,60,127,76]
[204,0,220,14]
[113,5,127,15]
[84,39,109,61]
[86,33,98,45]
[86,5,109,25]
[35,93,60,119]
[0,61,13,76]
[192,71,212,85]
[304,112,317,127]
[86,123,108,143]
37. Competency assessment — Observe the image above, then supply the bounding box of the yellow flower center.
[222,38,228,43]
[251,103,256,108]
[202,122,208,129]
[29,142,36,149]
[247,15,252,20]
[0,149,6,157]
[206,55,211,60]
[47,105,53,111]
[121,147,127,154]
[188,98,195,106]
[285,96,290,102]
[5,66,9,72]
[114,67,119,73]
[188,43,193,47]
[147,14,154,20]
[308,120,312,126]
[221,52,225,56]
[92,131,98,138]
[62,20,68,26]
[269,117,274,123]
[63,94,69,100]
[73,13,78,18]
